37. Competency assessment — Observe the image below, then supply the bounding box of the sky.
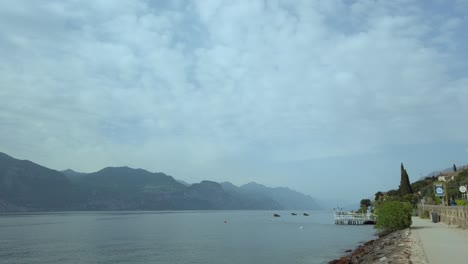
[1,0,468,204]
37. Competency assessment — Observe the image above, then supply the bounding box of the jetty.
[334,208,376,225]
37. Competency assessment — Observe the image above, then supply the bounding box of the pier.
[334,209,376,225]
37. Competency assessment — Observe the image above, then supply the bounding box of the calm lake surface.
[0,211,375,264]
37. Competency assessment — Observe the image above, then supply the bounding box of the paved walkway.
[411,217,468,263]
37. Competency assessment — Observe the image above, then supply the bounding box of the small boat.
[291,213,297,216]
[303,213,309,216]
[274,214,281,217]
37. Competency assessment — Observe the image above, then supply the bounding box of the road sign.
[434,184,445,197]
[460,185,467,193]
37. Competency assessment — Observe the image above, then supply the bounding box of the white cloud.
[0,0,467,198]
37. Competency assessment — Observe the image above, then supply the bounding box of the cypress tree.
[405,167,413,194]
[399,163,413,195]
[453,164,457,172]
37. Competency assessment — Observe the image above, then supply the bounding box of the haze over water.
[0,211,375,264]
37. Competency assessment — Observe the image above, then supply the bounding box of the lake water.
[0,211,376,264]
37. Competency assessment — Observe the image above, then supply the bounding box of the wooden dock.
[334,209,376,225]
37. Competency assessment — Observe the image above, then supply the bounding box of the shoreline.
[328,228,427,264]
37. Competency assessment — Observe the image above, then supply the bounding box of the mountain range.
[0,152,319,212]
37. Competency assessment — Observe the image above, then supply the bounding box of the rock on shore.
[329,228,427,264]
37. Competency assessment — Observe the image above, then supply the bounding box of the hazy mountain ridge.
[0,152,77,212]
[0,152,319,212]
[61,169,88,180]
[221,182,320,210]
[220,182,283,210]
[176,179,191,186]
[416,164,468,181]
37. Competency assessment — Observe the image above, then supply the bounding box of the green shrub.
[420,210,430,219]
[455,199,468,206]
[402,193,419,207]
[375,201,412,236]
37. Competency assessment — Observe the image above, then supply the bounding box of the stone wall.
[417,204,468,228]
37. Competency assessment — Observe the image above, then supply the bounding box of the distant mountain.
[61,169,88,180]
[72,167,190,210]
[184,181,238,209]
[0,152,319,212]
[241,182,320,210]
[0,152,77,212]
[67,169,281,210]
[422,168,452,179]
[78,166,184,189]
[420,164,468,180]
[221,182,320,210]
[176,179,191,186]
[220,182,282,210]
[220,181,239,192]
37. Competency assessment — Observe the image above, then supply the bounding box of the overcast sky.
[1,0,468,204]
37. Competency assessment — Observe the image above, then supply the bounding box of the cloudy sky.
[1,0,468,203]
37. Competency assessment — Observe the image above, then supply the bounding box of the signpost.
[434,184,445,196]
[434,183,448,205]
[460,185,467,193]
[460,185,467,201]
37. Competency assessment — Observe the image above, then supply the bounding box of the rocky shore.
[329,228,427,264]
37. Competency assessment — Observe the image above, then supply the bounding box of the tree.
[453,164,457,172]
[455,170,468,185]
[386,189,400,197]
[399,163,413,196]
[374,191,383,201]
[360,199,371,208]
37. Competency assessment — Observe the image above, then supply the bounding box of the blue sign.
[434,184,445,197]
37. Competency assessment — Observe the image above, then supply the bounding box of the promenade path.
[412,217,468,263]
